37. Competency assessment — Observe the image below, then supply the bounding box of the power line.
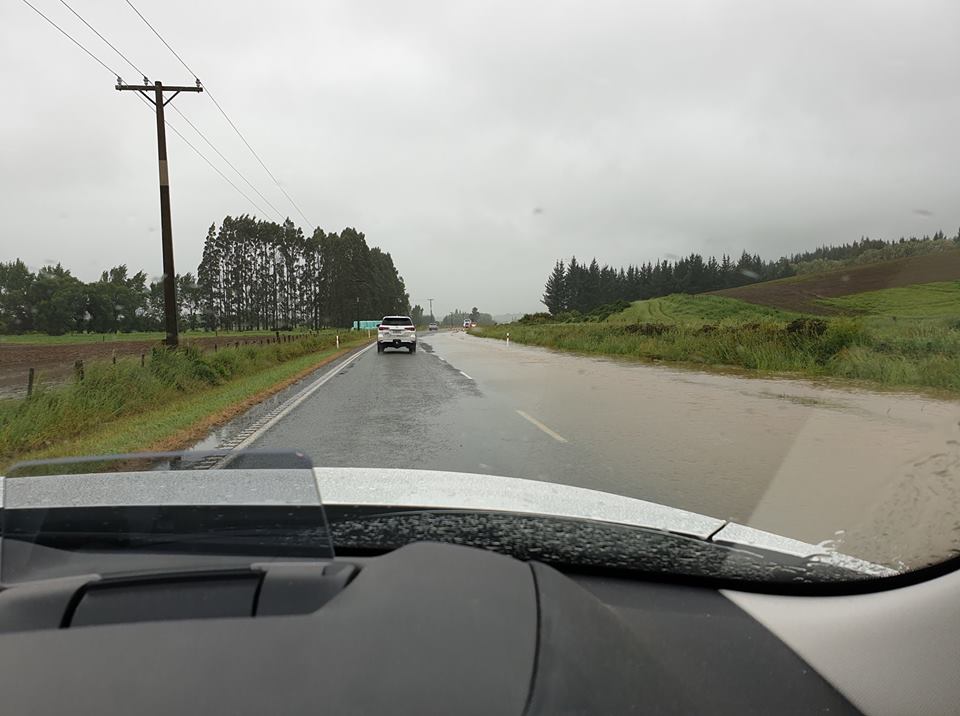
[123,0,197,78]
[167,104,286,222]
[158,108,274,219]
[20,0,123,79]
[124,0,316,231]
[202,89,314,230]
[167,127,272,219]
[24,0,288,224]
[129,93,272,219]
[131,93,271,218]
[57,0,147,81]
[25,0,272,220]
[24,0,270,342]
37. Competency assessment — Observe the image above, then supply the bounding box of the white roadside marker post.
[336,335,340,348]
[506,332,510,347]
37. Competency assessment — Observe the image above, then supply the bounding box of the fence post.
[214,343,218,352]
[112,350,116,365]
[236,341,240,349]
[27,367,35,397]
[75,359,84,382]
[141,353,145,367]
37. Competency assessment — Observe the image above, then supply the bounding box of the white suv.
[377,315,417,353]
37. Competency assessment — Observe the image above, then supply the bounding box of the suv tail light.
[378,325,389,331]
[404,326,416,331]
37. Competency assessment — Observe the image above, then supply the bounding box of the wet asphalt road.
[245,330,960,564]
[246,334,607,496]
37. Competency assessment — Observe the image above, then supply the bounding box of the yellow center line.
[516,410,568,443]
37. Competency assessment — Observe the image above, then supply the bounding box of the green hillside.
[607,281,960,327]
[607,294,800,325]
[818,281,960,318]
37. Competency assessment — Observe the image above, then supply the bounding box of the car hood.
[0,466,894,578]
[315,467,895,578]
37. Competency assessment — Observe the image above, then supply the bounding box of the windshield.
[2,1,959,585]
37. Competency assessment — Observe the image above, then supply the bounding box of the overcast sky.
[3,1,959,316]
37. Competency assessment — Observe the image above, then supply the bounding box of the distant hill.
[711,249,960,314]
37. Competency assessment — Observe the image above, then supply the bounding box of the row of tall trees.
[196,217,409,330]
[542,252,791,314]
[0,217,410,335]
[541,229,960,315]
[786,230,960,265]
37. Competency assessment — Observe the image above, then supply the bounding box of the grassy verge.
[474,317,960,394]
[0,333,370,468]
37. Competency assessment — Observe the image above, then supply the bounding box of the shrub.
[518,312,553,325]
[785,317,828,337]
[817,319,868,360]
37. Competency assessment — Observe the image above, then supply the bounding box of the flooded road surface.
[233,331,960,569]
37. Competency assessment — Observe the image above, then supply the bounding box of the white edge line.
[229,342,377,452]
[459,370,473,379]
[516,410,568,443]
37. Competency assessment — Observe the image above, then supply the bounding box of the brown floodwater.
[432,333,960,569]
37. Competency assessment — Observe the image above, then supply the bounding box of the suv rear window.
[381,317,414,326]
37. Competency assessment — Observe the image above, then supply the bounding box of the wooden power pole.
[116,79,203,347]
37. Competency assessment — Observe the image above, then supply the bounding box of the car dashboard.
[0,540,955,715]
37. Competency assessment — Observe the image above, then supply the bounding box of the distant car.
[463,320,471,328]
[377,315,417,353]
[428,322,439,331]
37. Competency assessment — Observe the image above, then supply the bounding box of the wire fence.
[12,331,349,399]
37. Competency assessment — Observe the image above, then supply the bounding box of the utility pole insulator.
[117,80,203,348]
